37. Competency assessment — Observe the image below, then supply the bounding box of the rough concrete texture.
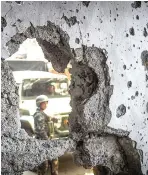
[74,136,142,175]
[1,60,76,174]
[69,47,141,174]
[1,1,148,174]
[6,21,73,72]
[69,47,114,133]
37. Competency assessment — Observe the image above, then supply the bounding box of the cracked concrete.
[68,47,141,174]
[6,21,73,72]
[1,60,76,174]
[1,1,148,175]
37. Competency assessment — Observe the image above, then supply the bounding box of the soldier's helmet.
[36,95,48,107]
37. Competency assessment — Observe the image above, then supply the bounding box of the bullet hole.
[116,104,126,118]
[15,1,21,4]
[146,75,148,81]
[62,14,78,27]
[12,23,16,27]
[75,38,80,44]
[100,18,103,23]
[123,65,126,70]
[114,18,116,21]
[1,17,7,32]
[127,81,132,88]
[136,15,139,20]
[129,27,135,36]
[131,1,141,9]
[128,106,130,109]
[126,33,129,37]
[143,27,148,37]
[117,14,119,17]
[76,9,79,13]
[131,96,135,100]
[15,1,23,5]
[121,74,124,77]
[147,23,148,29]
[17,19,22,23]
[135,91,139,96]
[141,50,148,70]
[133,44,135,47]
[83,16,86,19]
[146,102,148,113]
[82,1,90,7]
[130,64,132,67]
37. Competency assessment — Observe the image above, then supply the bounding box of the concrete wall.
[1,1,148,174]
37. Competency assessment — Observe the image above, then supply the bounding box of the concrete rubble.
[1,1,148,175]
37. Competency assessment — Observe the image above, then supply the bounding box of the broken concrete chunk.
[116,104,126,118]
[74,135,142,174]
[74,136,126,172]
[6,21,73,72]
[118,137,142,175]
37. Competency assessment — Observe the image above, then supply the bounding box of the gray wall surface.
[1,1,148,174]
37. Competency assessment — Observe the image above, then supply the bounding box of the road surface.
[23,153,94,175]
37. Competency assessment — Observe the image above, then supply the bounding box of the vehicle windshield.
[21,78,70,99]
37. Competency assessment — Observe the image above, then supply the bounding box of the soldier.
[34,95,59,175]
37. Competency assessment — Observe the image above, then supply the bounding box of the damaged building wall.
[1,60,76,173]
[1,1,148,174]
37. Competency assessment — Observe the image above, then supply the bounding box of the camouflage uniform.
[34,108,59,175]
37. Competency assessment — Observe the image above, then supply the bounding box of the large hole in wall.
[5,22,98,175]
[5,21,143,175]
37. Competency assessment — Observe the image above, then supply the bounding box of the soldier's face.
[40,101,48,110]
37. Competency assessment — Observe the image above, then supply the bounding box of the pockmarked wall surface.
[1,1,148,174]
